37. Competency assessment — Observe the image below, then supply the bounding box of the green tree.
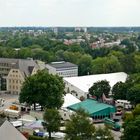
[134,53,140,72]
[89,80,111,100]
[112,82,127,100]
[94,127,114,140]
[91,57,107,74]
[132,104,140,117]
[78,54,93,75]
[120,54,135,73]
[121,116,140,140]
[65,109,95,140]
[19,70,65,109]
[127,84,140,106]
[104,56,122,73]
[43,109,61,139]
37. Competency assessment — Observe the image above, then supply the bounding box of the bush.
[28,135,45,140]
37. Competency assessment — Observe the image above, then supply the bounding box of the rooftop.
[67,99,115,116]
[64,72,127,93]
[62,93,81,108]
[0,121,27,140]
[47,61,78,69]
[0,58,38,77]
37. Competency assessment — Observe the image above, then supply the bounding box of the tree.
[121,39,136,54]
[78,54,93,76]
[19,70,65,109]
[112,82,127,100]
[127,84,140,106]
[104,56,122,73]
[121,116,140,140]
[65,109,95,140]
[91,57,107,74]
[132,104,140,117]
[93,127,114,140]
[134,53,140,72]
[120,54,135,73]
[89,80,111,100]
[43,109,61,139]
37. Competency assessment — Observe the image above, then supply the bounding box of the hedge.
[28,135,45,140]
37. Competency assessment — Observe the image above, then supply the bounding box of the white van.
[116,100,132,109]
[4,109,20,119]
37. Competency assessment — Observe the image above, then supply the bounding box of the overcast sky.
[0,0,140,27]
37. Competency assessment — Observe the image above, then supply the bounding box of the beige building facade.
[0,58,45,94]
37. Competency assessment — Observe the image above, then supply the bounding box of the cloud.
[0,0,140,26]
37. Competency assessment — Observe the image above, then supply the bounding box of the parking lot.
[0,93,123,140]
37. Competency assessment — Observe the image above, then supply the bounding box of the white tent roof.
[64,72,127,93]
[0,120,27,140]
[62,93,81,108]
[18,114,36,123]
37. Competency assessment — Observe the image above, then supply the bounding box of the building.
[0,58,45,94]
[59,93,81,120]
[0,58,17,90]
[46,61,78,77]
[67,99,116,120]
[64,72,127,99]
[75,27,87,33]
[52,27,58,34]
[0,121,27,140]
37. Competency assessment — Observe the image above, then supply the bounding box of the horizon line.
[0,26,140,28]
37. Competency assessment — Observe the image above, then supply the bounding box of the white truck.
[4,109,20,119]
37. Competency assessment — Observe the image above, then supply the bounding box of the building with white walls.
[64,72,128,99]
[46,61,78,77]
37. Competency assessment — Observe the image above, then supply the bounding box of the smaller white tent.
[0,120,27,140]
[60,93,81,120]
[62,93,81,108]
[18,114,36,123]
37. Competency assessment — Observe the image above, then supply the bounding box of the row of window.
[0,63,10,67]
[9,85,19,90]
[9,74,20,78]
[12,70,18,73]
[8,79,22,84]
[57,71,77,76]
[0,68,9,71]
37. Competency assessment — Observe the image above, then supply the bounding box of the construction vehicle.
[9,105,19,111]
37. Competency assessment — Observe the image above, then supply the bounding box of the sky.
[0,0,140,27]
